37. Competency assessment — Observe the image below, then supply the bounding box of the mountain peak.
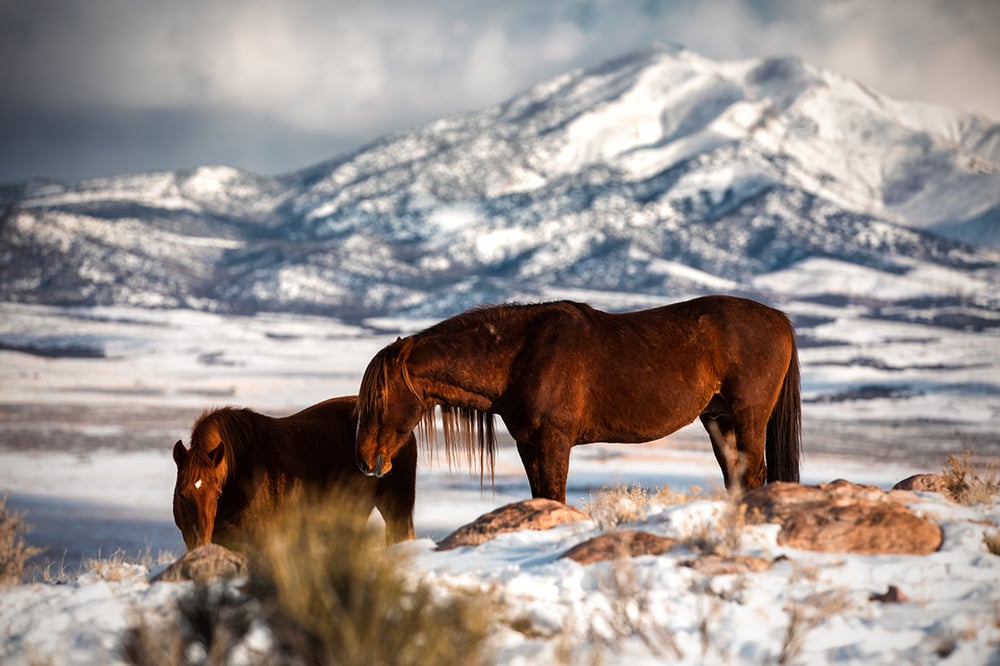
[2,45,997,320]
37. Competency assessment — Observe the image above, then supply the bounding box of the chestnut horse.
[172,396,416,551]
[356,295,800,502]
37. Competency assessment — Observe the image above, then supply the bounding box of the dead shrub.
[124,488,497,665]
[0,491,43,585]
[776,588,853,665]
[653,484,726,506]
[248,489,497,666]
[124,584,254,666]
[683,499,748,557]
[560,557,682,663]
[595,557,682,659]
[583,484,651,531]
[944,451,999,505]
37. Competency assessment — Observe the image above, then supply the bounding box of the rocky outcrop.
[741,480,943,554]
[153,544,249,583]
[561,530,676,564]
[892,474,953,500]
[436,499,590,550]
[682,554,775,576]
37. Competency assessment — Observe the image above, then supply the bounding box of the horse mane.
[189,407,257,480]
[418,301,553,337]
[357,332,498,485]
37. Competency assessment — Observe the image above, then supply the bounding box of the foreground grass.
[945,451,1000,506]
[126,490,498,666]
[6,449,997,663]
[250,494,496,666]
[0,491,42,585]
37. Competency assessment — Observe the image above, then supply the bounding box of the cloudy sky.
[1,0,997,185]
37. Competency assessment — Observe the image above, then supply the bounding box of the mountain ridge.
[2,44,997,323]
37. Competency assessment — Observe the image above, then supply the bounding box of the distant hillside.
[2,44,997,323]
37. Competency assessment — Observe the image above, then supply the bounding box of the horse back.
[271,396,360,484]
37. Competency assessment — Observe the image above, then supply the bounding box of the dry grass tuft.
[124,489,498,665]
[124,585,254,666]
[248,489,497,666]
[583,484,651,531]
[0,491,43,585]
[82,550,150,583]
[653,484,726,506]
[776,588,853,665]
[944,451,999,505]
[599,558,682,659]
[567,558,683,663]
[682,499,748,557]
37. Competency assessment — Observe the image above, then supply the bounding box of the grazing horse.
[172,396,416,551]
[355,295,800,502]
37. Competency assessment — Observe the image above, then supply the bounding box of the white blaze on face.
[195,479,203,490]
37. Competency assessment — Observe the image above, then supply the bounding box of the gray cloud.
[1,0,997,184]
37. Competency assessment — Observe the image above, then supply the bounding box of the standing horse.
[355,295,800,502]
[172,396,416,551]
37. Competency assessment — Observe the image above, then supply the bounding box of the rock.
[870,585,910,603]
[892,474,953,499]
[682,554,774,576]
[561,530,676,564]
[741,480,942,555]
[153,544,249,583]
[436,498,590,550]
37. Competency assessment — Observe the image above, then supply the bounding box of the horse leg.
[700,412,737,490]
[515,436,571,503]
[731,407,768,491]
[375,439,417,544]
[375,484,415,543]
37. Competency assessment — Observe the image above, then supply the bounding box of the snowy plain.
[0,298,998,665]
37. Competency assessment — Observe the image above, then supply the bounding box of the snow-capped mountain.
[2,44,998,322]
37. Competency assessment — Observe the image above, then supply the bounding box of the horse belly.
[580,367,715,444]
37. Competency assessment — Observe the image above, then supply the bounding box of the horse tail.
[765,334,801,483]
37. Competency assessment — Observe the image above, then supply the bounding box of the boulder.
[741,480,942,555]
[561,530,676,564]
[870,585,910,603]
[153,544,249,583]
[892,474,953,500]
[436,498,590,550]
[682,554,774,576]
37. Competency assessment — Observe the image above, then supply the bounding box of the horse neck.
[408,317,524,410]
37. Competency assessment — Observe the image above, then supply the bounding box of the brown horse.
[355,295,800,502]
[172,396,417,551]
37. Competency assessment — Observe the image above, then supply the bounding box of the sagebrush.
[944,451,999,505]
[0,491,42,585]
[127,489,498,665]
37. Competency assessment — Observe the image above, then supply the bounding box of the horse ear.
[210,445,225,468]
[172,440,187,465]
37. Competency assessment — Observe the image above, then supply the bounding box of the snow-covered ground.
[0,302,998,664]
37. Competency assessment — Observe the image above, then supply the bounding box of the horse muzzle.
[358,454,391,478]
